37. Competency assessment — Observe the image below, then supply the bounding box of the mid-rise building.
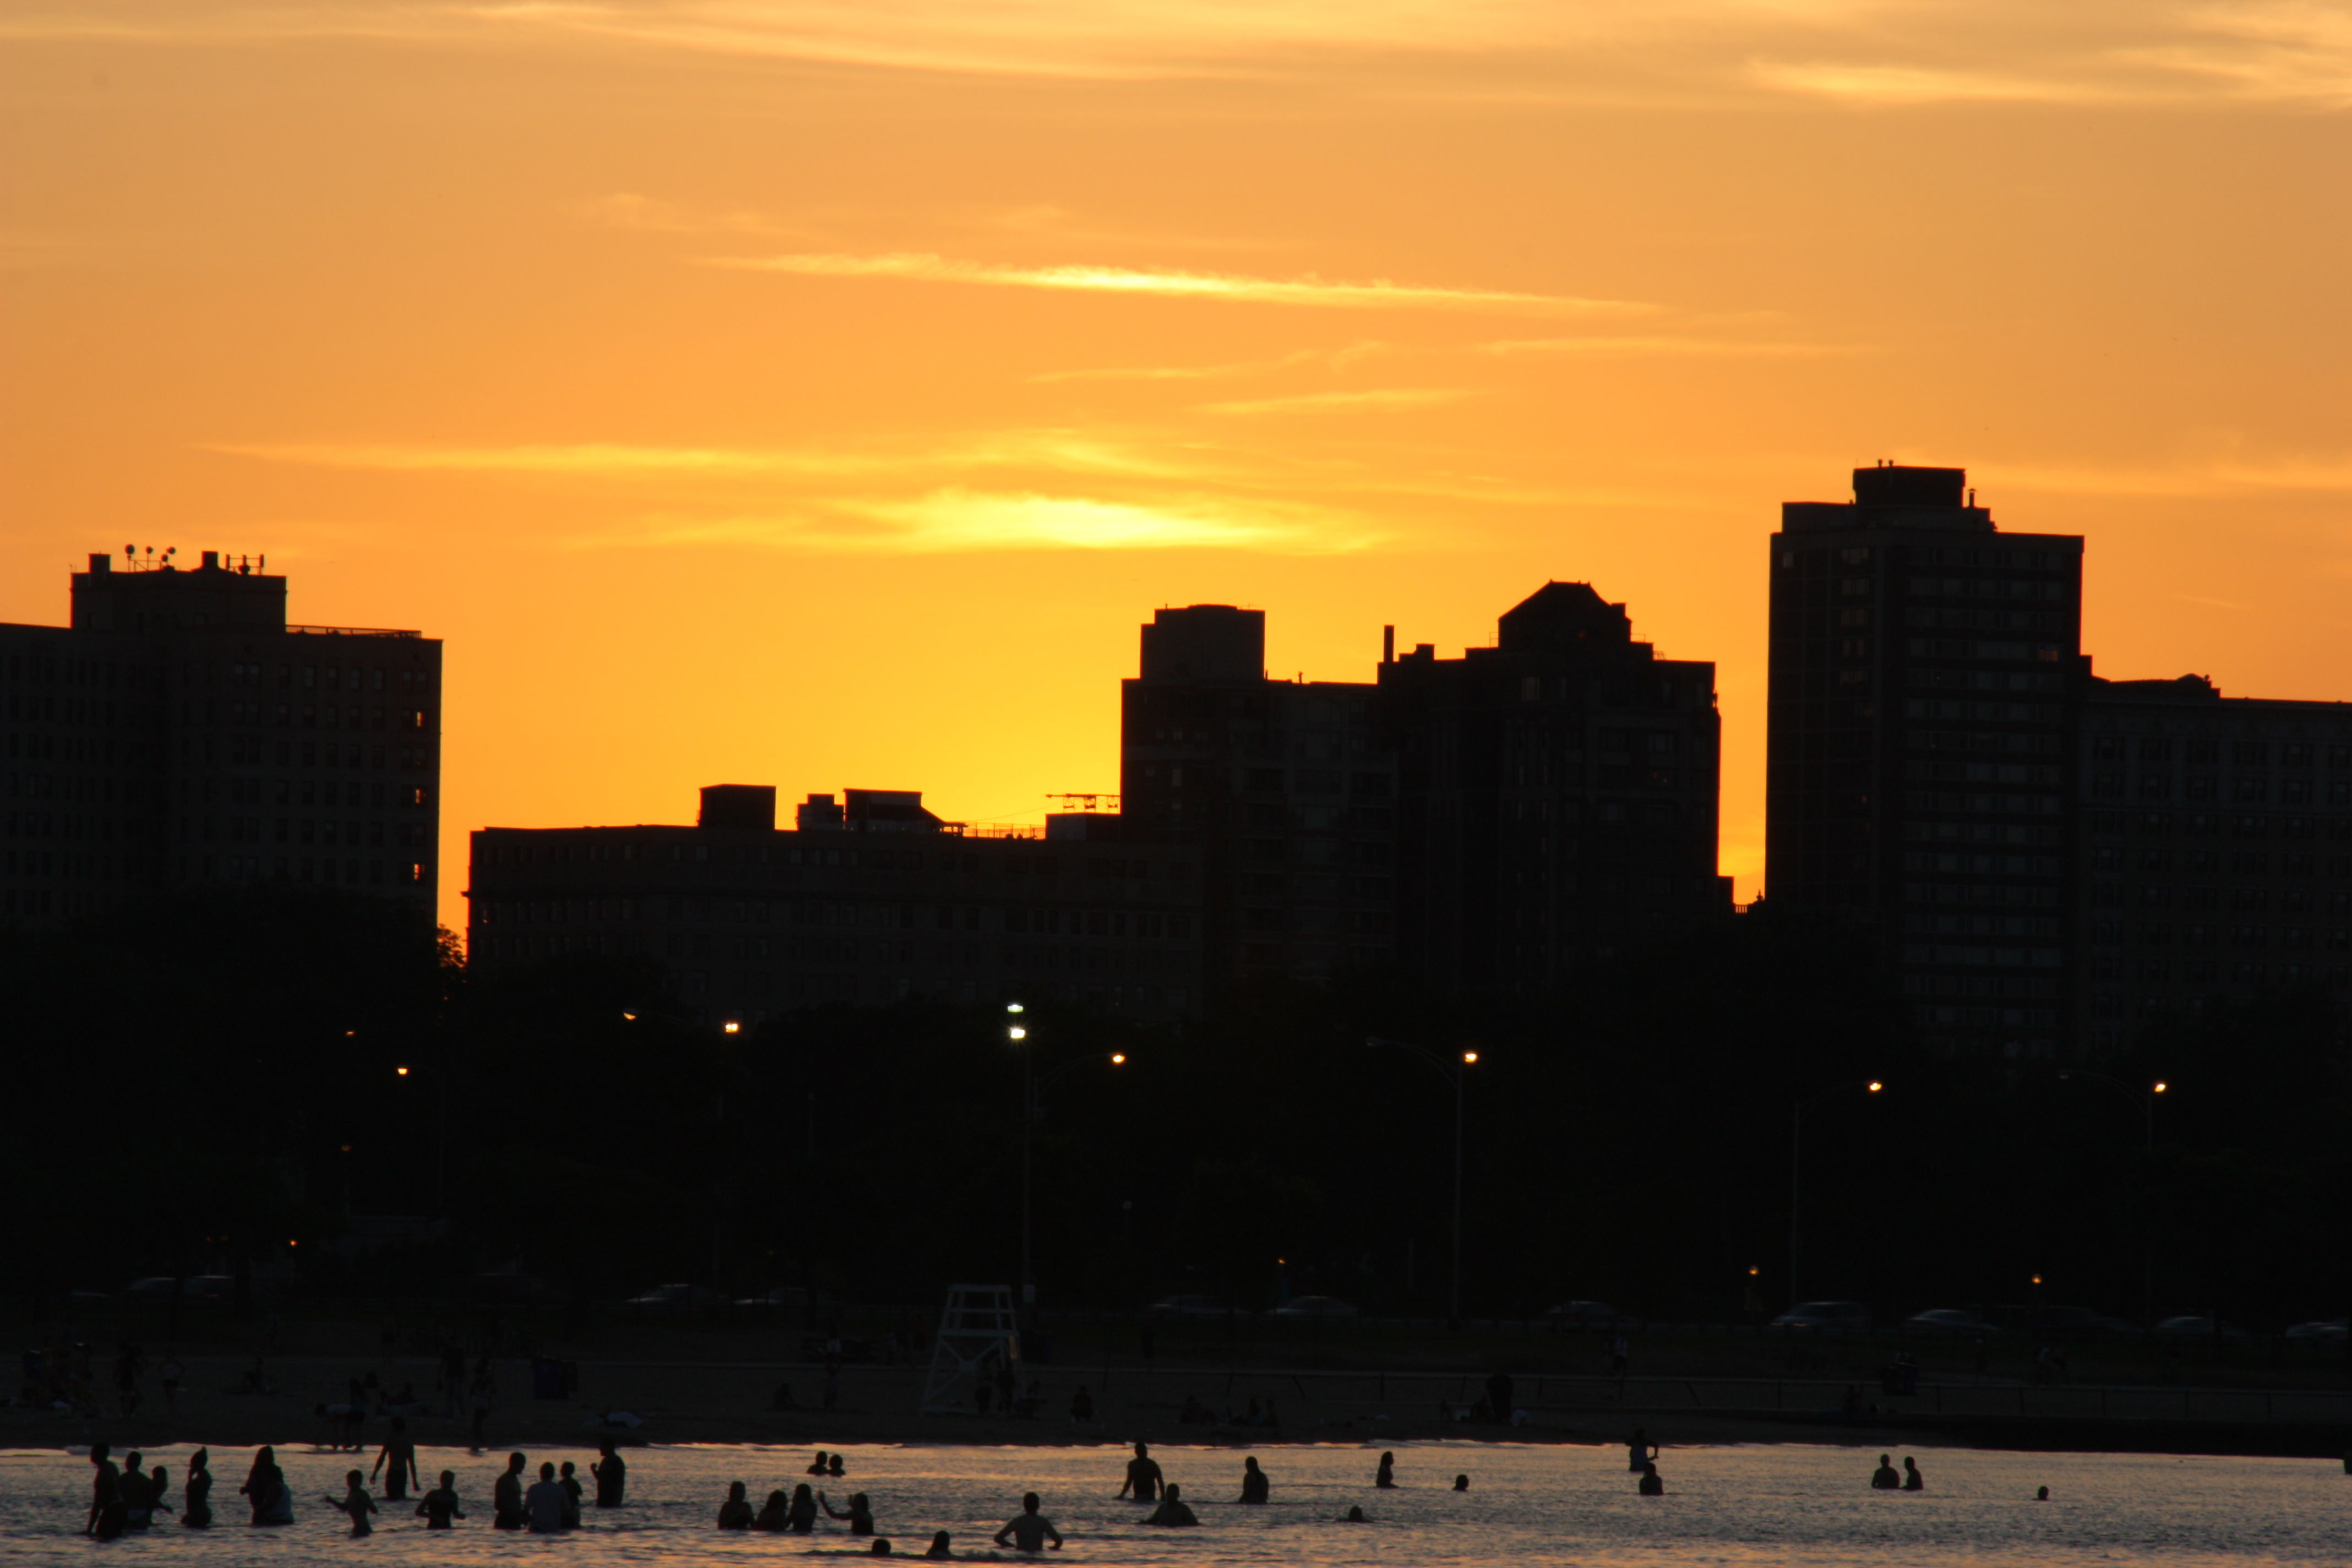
[467,785,1204,1023]
[1117,606,1398,990]
[1766,465,2084,1054]
[1380,582,1727,993]
[2077,674,2352,1051]
[2,550,442,922]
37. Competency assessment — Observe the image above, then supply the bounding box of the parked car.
[2283,1318,2348,1343]
[1903,1308,1997,1339]
[2153,1315,2247,1343]
[628,1283,725,1315]
[1544,1300,1635,1330]
[1997,1303,2136,1339]
[1771,1300,1873,1331]
[1146,1294,1234,1319]
[1268,1295,1357,1320]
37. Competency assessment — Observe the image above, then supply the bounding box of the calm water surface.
[4,1441,2346,1566]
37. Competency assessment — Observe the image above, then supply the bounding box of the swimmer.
[1118,1440,1164,1501]
[1453,1474,1469,1493]
[719,1480,756,1530]
[787,1483,820,1533]
[822,1489,877,1534]
[831,1453,848,1478]
[994,1491,1064,1552]
[1375,1451,1397,1489]
[1638,1462,1664,1497]
[1341,1505,1368,1522]
[1870,1454,1901,1490]
[2035,1486,2050,1501]
[525,1462,571,1533]
[594,1439,627,1507]
[183,1450,214,1529]
[144,1465,177,1528]
[872,1539,894,1555]
[925,1530,955,1558]
[372,1415,420,1500]
[86,1442,121,1538]
[1237,1455,1270,1505]
[1903,1456,1924,1492]
[1143,1483,1198,1527]
[417,1471,467,1528]
[494,1452,528,1528]
[326,1468,377,1537]
[1629,1427,1660,1472]
[755,1490,794,1531]
[810,1450,832,1476]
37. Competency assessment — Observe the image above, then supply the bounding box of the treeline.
[4,888,2346,1331]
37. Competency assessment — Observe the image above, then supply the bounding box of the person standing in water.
[1118,1441,1164,1501]
[1903,1456,1925,1491]
[85,1442,122,1538]
[994,1492,1064,1551]
[118,1452,153,1529]
[559,1461,585,1525]
[244,1446,292,1526]
[1375,1451,1397,1489]
[717,1480,756,1529]
[1143,1483,1198,1527]
[785,1483,821,1533]
[1637,1462,1664,1496]
[525,1462,571,1533]
[809,1450,831,1476]
[754,1490,795,1531]
[1237,1455,1270,1504]
[372,1416,421,1500]
[183,1450,214,1529]
[417,1470,467,1528]
[1871,1455,1901,1489]
[1453,1474,1470,1492]
[593,1439,627,1506]
[493,1452,528,1528]
[1629,1427,1660,1471]
[822,1489,878,1534]
[327,1469,377,1537]
[925,1531,955,1558]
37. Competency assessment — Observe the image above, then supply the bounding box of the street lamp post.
[1366,1037,1478,1327]
[1008,1001,1126,1320]
[2056,1069,2167,1326]
[1789,1079,1883,1311]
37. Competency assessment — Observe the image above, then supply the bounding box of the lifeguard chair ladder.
[918,1283,1020,1414]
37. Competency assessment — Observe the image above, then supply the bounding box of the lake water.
[4,1440,2347,1566]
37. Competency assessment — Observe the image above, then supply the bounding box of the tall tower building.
[1765,466,2083,1054]
[1,549,442,923]
[1380,582,1726,994]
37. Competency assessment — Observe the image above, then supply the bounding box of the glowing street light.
[1789,1077,1887,1311]
[1366,1036,1479,1326]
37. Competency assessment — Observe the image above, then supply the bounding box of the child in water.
[925,1530,955,1558]
[327,1469,377,1537]
[417,1471,467,1528]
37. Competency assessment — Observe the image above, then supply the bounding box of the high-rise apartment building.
[1380,582,1726,994]
[1117,606,1398,992]
[2077,674,2352,1052]
[1,551,442,922]
[1766,466,2084,1054]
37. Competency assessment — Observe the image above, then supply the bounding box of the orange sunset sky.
[4,2,2348,937]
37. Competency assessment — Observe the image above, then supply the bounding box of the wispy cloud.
[576,489,1378,554]
[1477,334,1871,357]
[704,252,1650,315]
[1196,387,1473,415]
[1745,60,2122,105]
[1984,454,2352,498]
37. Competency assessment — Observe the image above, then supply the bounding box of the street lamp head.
[1006,1001,1025,1015]
[622,1011,638,1022]
[395,1065,410,1077]
[1462,1050,1479,1065]
[1867,1080,1883,1093]
[2152,1080,2168,1093]
[722,1020,741,1035]
[1008,1026,1027,1041]
[1109,1053,1126,1065]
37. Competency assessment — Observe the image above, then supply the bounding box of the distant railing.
[941,823,1046,840]
[286,624,422,639]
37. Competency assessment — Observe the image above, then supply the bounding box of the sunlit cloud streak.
[1478,334,1872,357]
[200,434,1223,483]
[1744,61,2124,105]
[1196,387,1473,415]
[704,253,1651,315]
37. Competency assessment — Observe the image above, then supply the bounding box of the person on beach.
[1903,1456,1924,1492]
[1143,1483,1198,1527]
[994,1492,1064,1552]
[526,1462,572,1533]
[159,1353,184,1414]
[810,1450,832,1476]
[718,1480,756,1529]
[1871,1455,1901,1490]
[594,1439,627,1506]
[1453,1474,1469,1493]
[1375,1451,1397,1489]
[494,1451,528,1528]
[1118,1441,1164,1501]
[1629,1427,1660,1471]
[823,1489,878,1534]
[328,1469,377,1537]
[244,1446,292,1526]
[754,1490,795,1531]
[183,1450,214,1529]
[1070,1387,1094,1423]
[373,1415,421,1499]
[86,1442,122,1538]
[418,1471,467,1528]
[925,1531,955,1558]
[1237,1455,1270,1505]
[1638,1462,1664,1496]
